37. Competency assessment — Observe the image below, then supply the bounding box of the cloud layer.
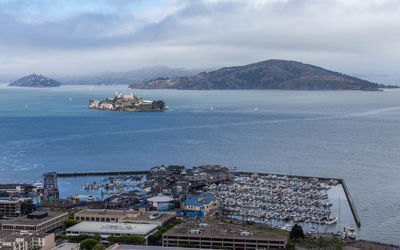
[0,0,399,83]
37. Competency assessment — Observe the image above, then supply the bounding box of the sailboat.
[254,106,258,112]
[69,97,72,101]
[211,106,214,111]
[25,104,28,108]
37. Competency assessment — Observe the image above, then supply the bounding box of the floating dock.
[234,171,361,227]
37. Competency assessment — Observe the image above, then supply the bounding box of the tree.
[93,243,105,250]
[0,212,3,218]
[80,239,99,250]
[289,224,304,240]
[63,219,80,228]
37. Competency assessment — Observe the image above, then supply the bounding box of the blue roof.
[185,193,217,207]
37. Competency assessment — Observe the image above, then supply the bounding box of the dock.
[56,170,149,178]
[234,171,361,227]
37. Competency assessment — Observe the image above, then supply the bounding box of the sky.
[0,0,399,84]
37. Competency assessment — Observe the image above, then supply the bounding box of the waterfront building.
[147,194,175,211]
[162,219,287,249]
[0,231,55,250]
[0,197,32,217]
[180,193,219,217]
[43,172,59,200]
[66,222,158,241]
[1,211,68,233]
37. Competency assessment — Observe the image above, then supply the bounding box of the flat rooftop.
[164,218,287,241]
[0,231,50,241]
[107,245,209,250]
[75,209,126,217]
[121,212,175,223]
[67,222,158,236]
[2,211,67,226]
[0,197,31,204]
[51,243,80,250]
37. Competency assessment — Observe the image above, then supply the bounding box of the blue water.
[1,84,400,244]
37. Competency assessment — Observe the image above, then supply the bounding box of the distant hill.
[132,59,396,91]
[9,74,61,87]
[61,66,210,85]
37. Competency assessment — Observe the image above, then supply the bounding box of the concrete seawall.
[340,178,361,227]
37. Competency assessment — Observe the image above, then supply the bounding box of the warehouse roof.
[66,222,157,236]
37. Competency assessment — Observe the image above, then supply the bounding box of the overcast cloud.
[0,0,399,83]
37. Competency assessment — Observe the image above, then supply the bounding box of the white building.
[147,194,174,209]
[66,222,158,241]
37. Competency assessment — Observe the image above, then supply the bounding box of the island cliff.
[89,92,167,112]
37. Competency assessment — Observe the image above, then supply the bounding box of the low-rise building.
[0,197,33,217]
[51,243,80,250]
[74,209,176,227]
[66,222,158,241]
[1,211,68,233]
[120,211,176,227]
[162,219,287,249]
[0,231,55,250]
[180,193,219,217]
[147,194,174,211]
[74,209,125,223]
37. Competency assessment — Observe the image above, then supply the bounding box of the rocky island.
[9,73,61,87]
[88,92,167,112]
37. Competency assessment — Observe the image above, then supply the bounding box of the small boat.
[230,166,237,171]
[254,106,258,112]
[307,227,318,234]
[25,104,28,108]
[211,106,214,111]
[87,195,95,201]
[34,181,43,189]
[347,226,356,240]
[69,97,72,101]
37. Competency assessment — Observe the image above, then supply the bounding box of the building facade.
[1,212,68,233]
[43,172,59,200]
[0,198,32,217]
[162,219,287,249]
[0,231,55,250]
[180,193,219,217]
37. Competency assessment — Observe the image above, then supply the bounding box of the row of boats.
[204,174,338,226]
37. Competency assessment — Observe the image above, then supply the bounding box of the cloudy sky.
[0,0,399,83]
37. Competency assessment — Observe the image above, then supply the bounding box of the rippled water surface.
[0,84,399,244]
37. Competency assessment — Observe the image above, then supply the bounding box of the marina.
[54,168,360,237]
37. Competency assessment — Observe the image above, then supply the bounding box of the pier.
[56,170,149,178]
